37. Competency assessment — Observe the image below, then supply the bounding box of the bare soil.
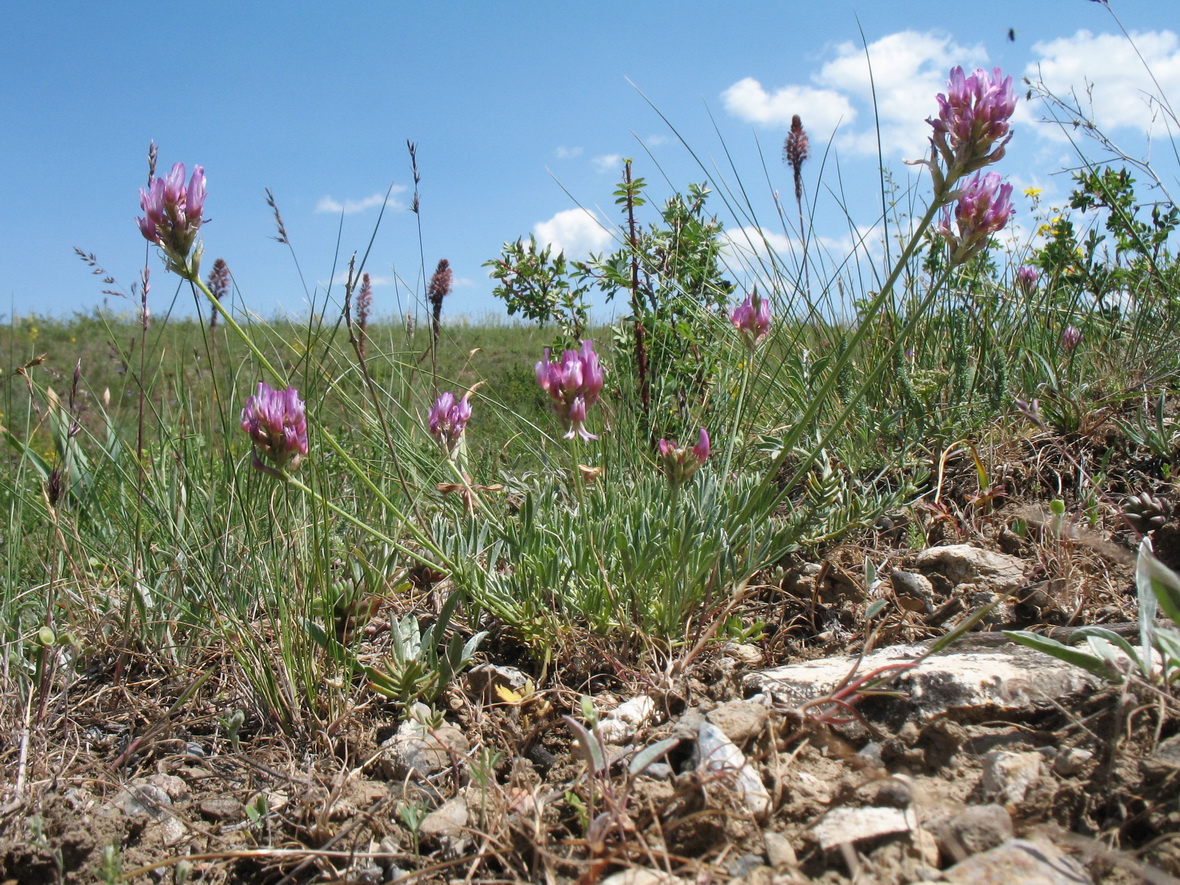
[2,430,1178,884]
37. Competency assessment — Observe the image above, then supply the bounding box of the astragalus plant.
[2,63,1029,735]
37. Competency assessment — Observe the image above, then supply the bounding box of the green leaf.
[1004,630,1121,681]
[1139,538,1180,628]
[629,737,679,776]
[564,715,607,775]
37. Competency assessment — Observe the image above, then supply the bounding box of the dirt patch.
[3,462,1179,882]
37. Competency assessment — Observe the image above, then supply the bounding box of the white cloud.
[722,77,855,133]
[318,271,394,289]
[723,225,796,263]
[315,190,405,214]
[592,153,624,174]
[722,31,987,160]
[534,208,614,258]
[1027,29,1180,138]
[555,145,583,159]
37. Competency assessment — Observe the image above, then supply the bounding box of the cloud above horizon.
[315,189,405,215]
[723,26,1180,162]
[723,30,986,161]
[1027,29,1180,139]
[592,153,624,174]
[534,207,614,258]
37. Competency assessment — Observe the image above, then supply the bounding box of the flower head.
[1061,325,1082,352]
[783,115,810,202]
[658,428,711,486]
[137,162,206,277]
[936,171,1015,266]
[535,340,604,441]
[730,289,771,349]
[240,382,309,475]
[428,391,473,456]
[928,66,1016,185]
[1016,264,1038,294]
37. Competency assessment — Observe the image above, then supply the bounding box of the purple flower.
[428,391,473,455]
[240,382,309,474]
[1016,264,1038,294]
[535,340,604,441]
[936,171,1015,265]
[928,66,1016,185]
[730,290,771,348]
[1061,325,1082,351]
[658,428,711,486]
[137,162,207,276]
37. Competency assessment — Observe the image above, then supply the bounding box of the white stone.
[695,721,771,819]
[117,782,172,820]
[980,751,1043,804]
[599,870,685,885]
[914,544,1025,590]
[942,837,1092,884]
[811,805,917,851]
[745,640,1103,718]
[596,695,657,744]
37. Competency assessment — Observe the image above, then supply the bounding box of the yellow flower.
[1024,186,1043,198]
[29,326,39,340]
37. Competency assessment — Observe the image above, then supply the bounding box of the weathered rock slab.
[939,837,1092,884]
[745,640,1102,718]
[914,544,1026,590]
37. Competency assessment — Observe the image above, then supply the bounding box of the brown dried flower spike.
[784,115,810,201]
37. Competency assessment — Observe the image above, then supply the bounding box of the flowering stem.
[737,195,951,526]
[280,472,448,572]
[185,274,453,571]
[721,352,753,482]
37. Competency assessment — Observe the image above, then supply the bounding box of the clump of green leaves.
[308,582,486,711]
[1006,538,1180,687]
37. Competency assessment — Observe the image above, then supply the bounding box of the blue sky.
[2,1,1177,325]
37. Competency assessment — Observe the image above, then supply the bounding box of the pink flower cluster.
[240,382,309,475]
[1061,325,1083,352]
[928,66,1016,185]
[936,171,1015,265]
[428,391,473,455]
[658,428,710,486]
[535,340,604,441]
[137,162,206,275]
[730,291,771,349]
[1016,265,1039,294]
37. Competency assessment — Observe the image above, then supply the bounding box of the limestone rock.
[811,805,917,851]
[116,782,172,820]
[1141,733,1180,778]
[381,716,470,781]
[914,544,1026,590]
[928,804,1013,859]
[705,700,768,746]
[694,720,771,819]
[599,870,686,885]
[597,695,657,744]
[746,639,1102,720]
[419,794,468,841]
[940,837,1092,884]
[980,750,1043,804]
[763,830,798,869]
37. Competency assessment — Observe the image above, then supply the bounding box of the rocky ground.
[2,435,1179,884]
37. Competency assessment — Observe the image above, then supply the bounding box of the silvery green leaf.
[1004,630,1121,681]
[564,715,607,774]
[629,737,679,776]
